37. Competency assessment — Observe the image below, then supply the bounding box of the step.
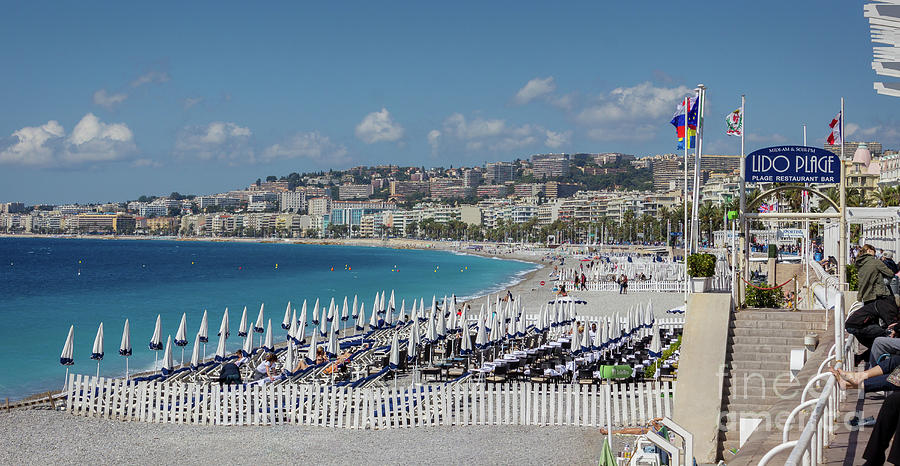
[734,310,827,323]
[730,327,815,338]
[731,335,807,346]
[731,344,807,355]
[731,319,826,331]
[727,360,790,370]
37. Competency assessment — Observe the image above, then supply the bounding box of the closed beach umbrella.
[398,300,407,323]
[190,332,201,370]
[593,320,603,350]
[356,303,367,332]
[407,319,420,362]
[425,310,437,343]
[459,315,473,356]
[311,298,320,325]
[288,308,299,344]
[305,329,318,365]
[371,293,380,324]
[214,331,228,362]
[384,299,394,327]
[516,310,527,338]
[254,303,265,333]
[410,299,418,322]
[380,291,387,314]
[331,310,340,335]
[570,326,580,355]
[389,290,395,313]
[327,297,335,323]
[580,323,591,353]
[419,298,426,322]
[175,313,188,346]
[241,330,253,357]
[264,319,274,352]
[284,342,295,376]
[649,320,662,358]
[341,296,350,322]
[297,301,308,344]
[318,310,327,337]
[91,322,104,378]
[59,325,75,391]
[447,301,458,334]
[351,295,359,319]
[150,314,163,370]
[161,335,174,375]
[119,319,132,379]
[326,320,339,358]
[388,330,400,370]
[368,300,378,329]
[282,301,292,330]
[218,308,230,339]
[436,307,446,338]
[198,310,209,343]
[238,306,249,337]
[475,313,488,349]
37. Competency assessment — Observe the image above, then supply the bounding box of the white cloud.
[439,113,566,153]
[355,108,405,144]
[0,113,135,166]
[93,89,128,109]
[548,93,575,110]
[183,97,203,109]
[427,129,441,156]
[131,71,170,88]
[574,82,692,141]
[544,130,572,148]
[132,158,162,168]
[175,122,253,163]
[514,77,556,105]
[262,131,348,163]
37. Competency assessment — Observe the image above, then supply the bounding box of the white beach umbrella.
[368,300,378,329]
[254,303,265,333]
[305,329,318,364]
[379,290,386,314]
[410,299,418,322]
[436,306,446,338]
[447,301,458,334]
[161,335,174,375]
[506,310,516,339]
[91,322,104,378]
[419,298,426,322]
[459,309,473,356]
[318,310,328,337]
[312,298,320,325]
[475,312,488,349]
[407,319,420,362]
[218,308,230,339]
[384,298,394,327]
[284,341,295,376]
[425,309,438,343]
[570,326,580,354]
[388,330,400,370]
[241,329,253,357]
[264,319,274,352]
[341,296,350,322]
[288,308,299,343]
[150,314,163,370]
[430,296,437,322]
[59,325,75,391]
[356,303,367,332]
[119,319,132,379]
[593,320,604,349]
[326,320,339,358]
[399,300,407,323]
[327,297,335,323]
[580,322,591,353]
[175,313,188,347]
[214,330,228,362]
[198,310,209,344]
[600,317,609,348]
[331,309,340,335]
[298,301,308,343]
[372,293,380,325]
[351,295,359,319]
[238,306,249,337]
[389,290,395,313]
[190,332,201,370]
[516,309,527,337]
[282,301,292,330]
[649,320,662,358]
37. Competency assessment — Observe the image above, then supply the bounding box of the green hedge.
[687,253,715,277]
[846,264,858,291]
[644,336,682,378]
[744,281,785,308]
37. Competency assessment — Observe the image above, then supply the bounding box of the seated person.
[251,352,279,382]
[833,336,900,392]
[315,347,327,365]
[217,350,246,385]
[293,358,310,373]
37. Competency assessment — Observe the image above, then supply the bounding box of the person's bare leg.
[833,365,884,388]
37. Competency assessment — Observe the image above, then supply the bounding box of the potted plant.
[687,253,716,292]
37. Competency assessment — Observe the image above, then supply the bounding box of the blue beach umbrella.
[119,319,132,379]
[238,306,249,337]
[282,301,292,330]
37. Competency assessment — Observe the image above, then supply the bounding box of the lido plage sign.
[745,146,840,184]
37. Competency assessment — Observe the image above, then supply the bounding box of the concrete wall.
[672,292,733,464]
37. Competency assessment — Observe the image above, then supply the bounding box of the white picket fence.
[584,280,684,292]
[65,374,674,429]
[575,316,684,330]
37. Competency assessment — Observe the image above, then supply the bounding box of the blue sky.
[0,1,895,204]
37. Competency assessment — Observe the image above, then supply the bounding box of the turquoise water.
[0,237,536,400]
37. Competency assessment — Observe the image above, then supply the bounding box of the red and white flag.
[826,111,842,145]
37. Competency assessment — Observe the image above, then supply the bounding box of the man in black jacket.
[846,245,899,363]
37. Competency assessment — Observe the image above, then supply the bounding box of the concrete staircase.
[718,308,828,459]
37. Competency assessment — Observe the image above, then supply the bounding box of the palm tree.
[874,186,899,207]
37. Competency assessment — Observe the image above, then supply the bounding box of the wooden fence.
[65,374,674,429]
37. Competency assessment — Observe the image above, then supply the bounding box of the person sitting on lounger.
[217,350,245,385]
[315,347,327,365]
[251,352,279,382]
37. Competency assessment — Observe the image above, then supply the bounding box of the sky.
[0,1,896,204]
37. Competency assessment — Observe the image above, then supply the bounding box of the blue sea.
[0,237,537,400]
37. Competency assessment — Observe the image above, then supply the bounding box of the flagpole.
[691,85,706,253]
[738,94,746,308]
[838,97,847,289]
[683,96,690,305]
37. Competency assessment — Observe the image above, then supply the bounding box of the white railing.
[64,375,674,429]
[757,292,851,466]
[585,281,685,293]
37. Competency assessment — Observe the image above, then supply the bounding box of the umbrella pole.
[125,357,129,381]
[154,352,158,372]
[181,347,185,368]
[203,344,206,364]
[96,361,100,379]
[62,367,69,393]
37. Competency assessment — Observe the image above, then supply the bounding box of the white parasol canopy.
[150,314,163,351]
[161,335,174,375]
[218,308,230,339]
[198,310,209,343]
[175,313,188,347]
[238,306,249,337]
[254,303,265,333]
[190,332,201,369]
[356,303,367,332]
[91,322,104,361]
[388,330,400,370]
[282,301,292,330]
[264,319,274,352]
[119,319,131,356]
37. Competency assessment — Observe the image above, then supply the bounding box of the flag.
[726,108,743,137]
[758,203,775,213]
[670,96,698,150]
[827,111,842,145]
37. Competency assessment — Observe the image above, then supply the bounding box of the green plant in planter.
[846,264,858,291]
[744,281,785,308]
[686,253,715,277]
